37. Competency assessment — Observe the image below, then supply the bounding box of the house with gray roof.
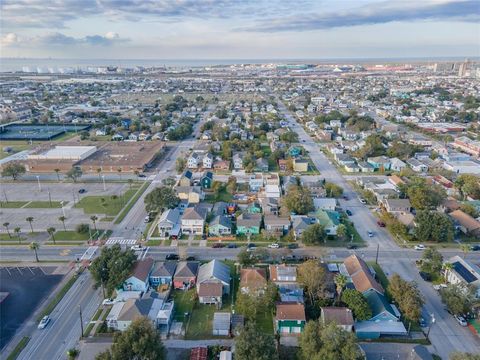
[208,215,233,236]
[157,208,181,239]
[149,261,177,287]
[197,259,231,295]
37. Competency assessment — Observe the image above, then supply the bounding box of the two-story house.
[123,258,154,292]
[181,206,208,235]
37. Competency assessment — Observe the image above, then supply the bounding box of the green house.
[236,213,262,235]
[309,209,340,236]
[200,171,213,189]
[208,215,233,236]
[275,303,306,335]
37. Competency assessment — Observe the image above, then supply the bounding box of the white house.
[233,153,243,170]
[444,256,480,298]
[202,153,213,169]
[188,153,200,169]
[313,198,337,211]
[123,258,154,292]
[181,206,207,235]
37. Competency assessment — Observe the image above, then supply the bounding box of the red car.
[377,221,386,227]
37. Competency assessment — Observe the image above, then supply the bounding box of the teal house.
[288,146,302,158]
[208,215,233,236]
[200,171,213,189]
[309,210,340,236]
[275,303,306,335]
[367,156,391,171]
[236,213,262,235]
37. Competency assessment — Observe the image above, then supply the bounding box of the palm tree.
[47,227,56,244]
[25,217,34,233]
[14,227,21,244]
[336,224,347,241]
[54,168,61,181]
[59,216,67,231]
[334,274,348,305]
[96,168,102,180]
[460,244,470,259]
[3,222,11,238]
[134,170,140,179]
[117,168,122,180]
[90,215,98,231]
[29,242,40,262]
[442,262,453,283]
[128,178,133,189]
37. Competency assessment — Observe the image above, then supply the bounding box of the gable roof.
[198,282,223,297]
[174,261,199,279]
[364,290,397,319]
[275,303,306,321]
[240,268,267,290]
[183,206,208,220]
[117,298,152,321]
[210,215,232,228]
[131,258,154,281]
[151,261,177,278]
[197,260,231,285]
[450,209,480,232]
[158,208,181,225]
[343,254,384,295]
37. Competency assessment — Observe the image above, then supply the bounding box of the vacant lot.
[0,267,63,350]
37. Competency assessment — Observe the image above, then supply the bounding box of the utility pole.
[78,305,84,338]
[48,190,52,207]
[375,243,379,264]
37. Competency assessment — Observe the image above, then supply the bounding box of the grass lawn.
[24,201,63,208]
[185,304,218,339]
[204,188,233,203]
[172,289,196,324]
[6,336,30,360]
[257,311,274,334]
[0,201,28,208]
[114,182,150,224]
[54,231,91,241]
[146,240,162,246]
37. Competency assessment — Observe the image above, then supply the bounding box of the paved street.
[17,271,101,360]
[275,100,480,357]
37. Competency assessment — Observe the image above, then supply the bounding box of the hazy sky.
[1,0,479,59]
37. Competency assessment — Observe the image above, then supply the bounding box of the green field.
[74,183,143,216]
[54,231,91,241]
[114,182,150,224]
[24,201,63,208]
[0,201,29,208]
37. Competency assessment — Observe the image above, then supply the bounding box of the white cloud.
[1,32,19,46]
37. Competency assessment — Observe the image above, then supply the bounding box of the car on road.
[268,243,280,249]
[359,198,367,204]
[212,242,225,248]
[144,216,152,223]
[367,231,374,237]
[419,271,432,282]
[347,244,358,250]
[302,139,306,142]
[226,243,237,248]
[342,195,349,200]
[131,245,144,251]
[166,158,171,161]
[102,298,116,306]
[138,174,147,178]
[186,256,196,261]
[78,188,86,194]
[414,244,426,250]
[166,254,179,260]
[38,315,51,329]
[454,315,468,327]
[377,221,386,227]
[287,243,298,249]
[470,245,480,251]
[346,210,353,216]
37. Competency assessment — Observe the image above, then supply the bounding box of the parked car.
[227,243,238,248]
[454,315,468,327]
[287,243,298,249]
[186,256,196,261]
[342,195,349,200]
[138,174,147,178]
[102,298,116,306]
[166,254,179,260]
[247,243,256,248]
[419,317,427,327]
[377,221,386,227]
[166,158,171,161]
[359,198,367,204]
[367,231,374,237]
[144,216,152,223]
[268,243,280,249]
[414,244,426,250]
[131,245,144,251]
[470,245,480,251]
[38,315,51,329]
[212,242,225,248]
[346,210,353,216]
[419,271,432,282]
[78,188,86,194]
[347,244,358,250]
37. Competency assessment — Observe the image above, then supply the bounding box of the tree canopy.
[301,224,327,245]
[297,260,328,303]
[90,244,137,296]
[96,317,165,360]
[283,184,314,215]
[414,211,454,243]
[388,273,424,322]
[341,289,372,320]
[1,162,26,180]
[324,182,344,198]
[235,323,278,360]
[420,247,444,275]
[144,186,179,213]
[440,284,475,316]
[66,166,83,182]
[299,321,363,360]
[455,174,480,200]
[402,178,446,210]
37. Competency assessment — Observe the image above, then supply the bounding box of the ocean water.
[0,57,476,73]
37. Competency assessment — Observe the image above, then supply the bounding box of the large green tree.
[66,166,83,182]
[301,224,327,245]
[414,211,454,243]
[1,162,26,180]
[388,273,424,322]
[454,174,480,200]
[341,289,372,320]
[90,244,137,296]
[420,247,444,275]
[235,323,277,360]
[297,260,328,303]
[404,178,446,210]
[144,186,179,213]
[96,317,165,360]
[324,182,344,198]
[440,284,475,316]
[299,321,363,360]
[283,184,314,215]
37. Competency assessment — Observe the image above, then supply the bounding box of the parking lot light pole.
[101,175,106,191]
[36,175,42,191]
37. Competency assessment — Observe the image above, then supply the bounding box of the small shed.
[212,312,231,336]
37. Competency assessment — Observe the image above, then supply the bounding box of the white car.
[38,315,51,329]
[367,231,374,238]
[102,298,116,306]
[454,315,468,327]
[414,244,426,250]
[131,245,144,251]
[359,199,367,204]
[268,243,280,249]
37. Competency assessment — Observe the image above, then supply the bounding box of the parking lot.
[0,266,63,350]
[0,182,128,203]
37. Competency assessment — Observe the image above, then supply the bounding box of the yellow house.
[175,186,204,204]
[293,158,309,173]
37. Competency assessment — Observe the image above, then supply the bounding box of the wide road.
[17,271,101,360]
[275,99,480,357]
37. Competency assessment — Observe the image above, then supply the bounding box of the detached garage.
[275,303,306,336]
[213,312,231,336]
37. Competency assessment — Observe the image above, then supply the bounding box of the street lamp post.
[101,175,106,191]
[78,305,84,338]
[61,201,66,217]
[426,313,436,338]
[36,175,42,191]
